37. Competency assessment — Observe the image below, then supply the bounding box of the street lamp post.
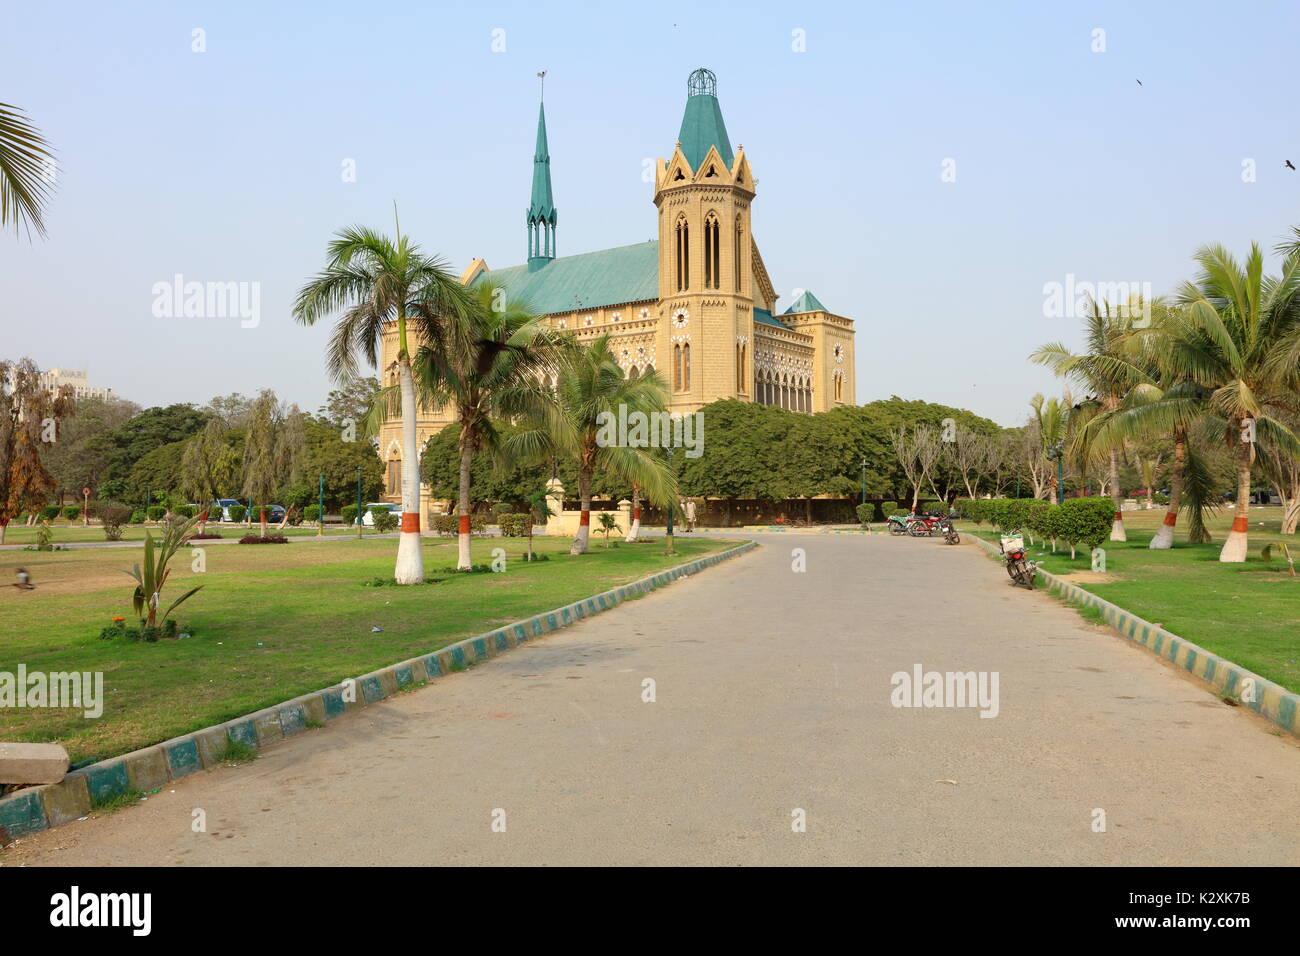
[860,456,867,506]
[665,448,675,555]
[317,473,325,537]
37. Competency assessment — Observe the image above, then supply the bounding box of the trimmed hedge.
[341,504,359,526]
[855,503,873,526]
[303,504,322,522]
[61,505,81,521]
[40,505,61,521]
[146,505,167,521]
[227,504,247,523]
[499,512,534,537]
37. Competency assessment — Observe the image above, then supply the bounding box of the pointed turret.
[527,101,557,267]
[676,68,734,172]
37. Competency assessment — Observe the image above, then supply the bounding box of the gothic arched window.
[703,213,720,290]
[675,216,689,292]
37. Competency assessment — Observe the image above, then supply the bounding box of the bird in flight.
[1135,78,1143,86]
[1287,160,1296,171]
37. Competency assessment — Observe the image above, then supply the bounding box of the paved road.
[8,533,1299,866]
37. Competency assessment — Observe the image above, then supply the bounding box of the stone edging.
[967,533,1300,739]
[0,541,759,844]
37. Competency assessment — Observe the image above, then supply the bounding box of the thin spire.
[527,79,556,265]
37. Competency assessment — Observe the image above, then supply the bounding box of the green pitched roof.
[527,102,556,223]
[476,242,659,315]
[677,68,734,172]
[783,290,827,314]
[753,307,787,329]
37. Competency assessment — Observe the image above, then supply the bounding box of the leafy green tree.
[181,418,239,533]
[102,404,208,483]
[0,358,74,542]
[43,395,139,500]
[295,222,473,583]
[317,376,379,428]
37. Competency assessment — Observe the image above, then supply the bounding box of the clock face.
[834,344,844,363]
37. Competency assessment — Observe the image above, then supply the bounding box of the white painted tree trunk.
[1150,436,1184,550]
[570,473,591,555]
[1219,453,1251,562]
[1108,449,1126,542]
[625,489,640,542]
[456,444,473,570]
[394,357,424,584]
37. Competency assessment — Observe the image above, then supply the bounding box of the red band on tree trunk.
[458,514,471,535]
[1114,512,1123,521]
[1162,511,1177,526]
[1231,516,1248,533]
[579,511,591,526]
[401,512,420,533]
[633,508,641,520]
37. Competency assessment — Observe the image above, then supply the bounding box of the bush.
[61,505,81,521]
[228,504,247,523]
[129,509,146,524]
[341,504,359,526]
[97,501,131,541]
[370,507,399,533]
[238,534,290,544]
[498,512,534,537]
[431,514,458,535]
[855,503,874,526]
[174,504,195,518]
[286,509,303,526]
[1025,499,1051,542]
[1057,496,1115,557]
[1002,498,1030,532]
[146,505,167,521]
[40,505,61,521]
[492,502,514,517]
[303,504,322,523]
[471,514,489,535]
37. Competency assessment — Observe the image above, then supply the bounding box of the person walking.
[684,498,697,533]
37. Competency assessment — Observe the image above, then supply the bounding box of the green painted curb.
[967,533,1300,739]
[0,540,758,843]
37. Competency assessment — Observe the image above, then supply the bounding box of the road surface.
[6,533,1298,866]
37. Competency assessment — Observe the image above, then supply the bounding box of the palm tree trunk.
[198,509,208,536]
[259,506,267,538]
[1150,434,1184,549]
[1282,495,1300,535]
[394,356,424,584]
[625,485,640,542]
[1220,439,1251,562]
[1108,448,1126,541]
[571,472,592,554]
[456,444,473,570]
[0,520,6,545]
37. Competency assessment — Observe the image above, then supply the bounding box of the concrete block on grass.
[0,788,47,841]
[277,702,308,736]
[0,742,69,785]
[84,759,130,806]
[195,726,231,767]
[252,710,284,745]
[163,737,203,779]
[124,747,169,792]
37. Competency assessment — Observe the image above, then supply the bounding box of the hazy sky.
[4,0,1299,426]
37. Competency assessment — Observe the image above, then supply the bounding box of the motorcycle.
[999,530,1036,588]
[938,517,960,545]
[887,514,912,535]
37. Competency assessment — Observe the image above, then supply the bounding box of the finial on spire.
[537,70,546,101]
[687,67,717,97]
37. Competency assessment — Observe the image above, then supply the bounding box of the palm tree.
[1031,298,1152,539]
[1170,241,1300,561]
[294,222,471,583]
[413,283,568,570]
[1028,393,1069,501]
[512,335,676,554]
[1,103,53,238]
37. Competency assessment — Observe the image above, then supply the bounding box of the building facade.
[378,68,856,514]
[37,368,115,401]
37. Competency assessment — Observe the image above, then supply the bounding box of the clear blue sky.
[4,0,1299,425]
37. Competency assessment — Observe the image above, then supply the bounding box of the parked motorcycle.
[999,530,1036,588]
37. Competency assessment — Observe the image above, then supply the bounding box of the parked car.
[213,499,242,521]
[264,504,287,523]
[361,503,401,527]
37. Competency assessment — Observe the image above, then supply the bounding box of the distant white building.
[37,368,115,401]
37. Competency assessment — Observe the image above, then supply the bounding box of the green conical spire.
[676,68,734,172]
[527,101,557,265]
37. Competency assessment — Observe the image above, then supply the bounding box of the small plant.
[188,531,223,540]
[217,738,258,763]
[435,563,492,574]
[34,520,54,551]
[597,512,622,547]
[238,534,290,544]
[91,788,146,813]
[125,514,204,628]
[370,507,399,533]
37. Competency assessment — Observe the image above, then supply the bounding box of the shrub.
[228,504,247,523]
[492,502,514,517]
[286,509,303,526]
[96,502,131,540]
[61,505,81,521]
[189,532,223,540]
[961,499,984,524]
[498,512,534,537]
[1024,499,1051,543]
[146,505,167,521]
[40,505,61,521]
[129,509,146,524]
[174,504,195,518]
[471,514,489,535]
[238,534,290,544]
[1057,496,1115,557]
[855,503,874,526]
[431,514,458,535]
[1002,498,1030,532]
[303,504,322,523]
[341,504,359,526]
[370,507,399,533]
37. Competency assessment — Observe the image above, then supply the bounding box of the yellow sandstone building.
[378,68,856,512]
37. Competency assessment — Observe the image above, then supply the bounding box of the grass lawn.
[960,506,1300,694]
[0,534,737,761]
